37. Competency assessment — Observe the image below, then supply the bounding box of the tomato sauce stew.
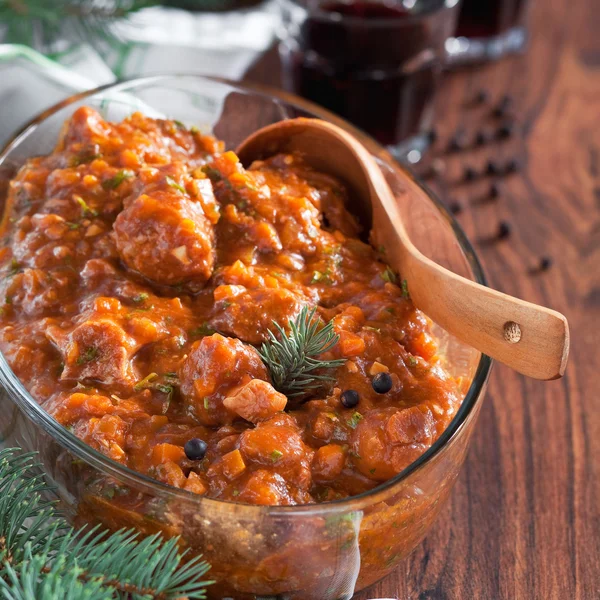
[0,107,464,506]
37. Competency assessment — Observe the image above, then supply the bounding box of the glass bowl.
[0,75,491,600]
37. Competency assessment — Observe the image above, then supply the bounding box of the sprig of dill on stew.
[259,306,346,400]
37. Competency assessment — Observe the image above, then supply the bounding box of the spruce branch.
[0,448,212,599]
[259,306,346,401]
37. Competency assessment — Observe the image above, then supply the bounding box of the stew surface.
[0,107,463,505]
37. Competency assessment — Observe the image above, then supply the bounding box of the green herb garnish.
[381,266,398,284]
[74,195,98,217]
[102,169,134,190]
[346,412,363,429]
[76,346,99,365]
[133,292,149,303]
[165,176,186,194]
[270,450,283,462]
[401,278,410,299]
[189,323,216,338]
[407,356,418,367]
[259,306,346,400]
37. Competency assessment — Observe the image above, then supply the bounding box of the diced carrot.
[152,443,185,465]
[183,471,207,495]
[338,332,366,357]
[221,449,246,480]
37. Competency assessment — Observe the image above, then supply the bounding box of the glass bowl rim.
[0,73,492,515]
[277,0,461,28]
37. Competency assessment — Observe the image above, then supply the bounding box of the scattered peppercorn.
[505,158,521,173]
[539,256,553,271]
[448,129,468,152]
[493,95,513,118]
[184,438,208,460]
[427,128,439,144]
[475,129,493,146]
[464,165,478,181]
[497,122,515,139]
[449,200,463,215]
[497,221,512,240]
[341,389,360,408]
[372,372,393,394]
[475,89,490,104]
[486,160,502,176]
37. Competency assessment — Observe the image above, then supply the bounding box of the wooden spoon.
[237,118,569,380]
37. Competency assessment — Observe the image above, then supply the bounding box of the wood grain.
[245,0,600,597]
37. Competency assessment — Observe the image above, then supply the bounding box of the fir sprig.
[0,0,155,49]
[259,306,346,401]
[0,448,212,599]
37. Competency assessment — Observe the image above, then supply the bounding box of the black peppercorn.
[427,128,438,144]
[493,95,513,118]
[475,129,493,146]
[505,158,521,173]
[497,122,515,139]
[464,165,478,181]
[539,256,553,271]
[486,160,502,176]
[372,372,393,394]
[497,221,512,239]
[184,438,208,460]
[448,130,468,152]
[475,89,490,104]
[341,389,360,408]
[449,200,463,215]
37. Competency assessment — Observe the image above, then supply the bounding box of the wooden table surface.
[246,0,599,598]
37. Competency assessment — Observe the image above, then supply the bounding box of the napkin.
[0,2,280,147]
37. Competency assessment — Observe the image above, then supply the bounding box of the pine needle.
[259,306,346,401]
[0,448,212,599]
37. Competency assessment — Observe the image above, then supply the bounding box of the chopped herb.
[325,412,338,421]
[203,398,209,410]
[189,323,216,337]
[190,126,200,134]
[270,450,283,462]
[201,165,222,181]
[401,279,410,299]
[102,169,134,190]
[381,266,398,284]
[66,222,80,230]
[155,384,173,395]
[363,325,381,333]
[220,300,232,309]
[134,372,158,391]
[164,372,178,380]
[348,450,362,459]
[165,176,186,195]
[311,270,332,285]
[369,468,377,474]
[73,195,98,217]
[385,307,395,315]
[407,356,418,367]
[378,245,386,254]
[346,412,363,429]
[69,150,101,167]
[76,346,99,366]
[232,489,240,497]
[173,120,186,130]
[133,292,149,303]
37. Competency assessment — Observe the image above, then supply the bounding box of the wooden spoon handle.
[402,250,570,380]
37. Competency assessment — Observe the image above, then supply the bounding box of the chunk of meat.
[179,333,269,426]
[223,379,287,424]
[231,469,306,505]
[238,414,314,493]
[74,414,128,463]
[46,318,138,390]
[211,286,307,344]
[311,444,346,483]
[114,182,217,291]
[349,407,436,481]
